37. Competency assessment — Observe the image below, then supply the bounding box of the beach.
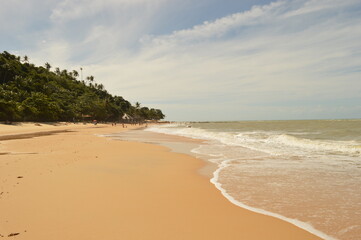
[145,121,361,240]
[0,123,322,240]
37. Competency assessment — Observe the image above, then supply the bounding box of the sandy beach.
[0,123,322,240]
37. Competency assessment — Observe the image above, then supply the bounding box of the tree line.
[0,51,165,122]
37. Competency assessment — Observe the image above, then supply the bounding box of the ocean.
[144,120,361,240]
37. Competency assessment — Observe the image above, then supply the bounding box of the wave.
[147,124,340,240]
[268,134,361,156]
[147,124,361,157]
[210,159,338,240]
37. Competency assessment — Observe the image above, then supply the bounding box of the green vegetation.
[0,51,165,122]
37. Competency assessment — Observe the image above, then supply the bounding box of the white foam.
[210,159,338,240]
[147,125,361,157]
[146,124,350,240]
[268,134,361,155]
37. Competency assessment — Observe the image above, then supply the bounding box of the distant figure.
[93,120,97,125]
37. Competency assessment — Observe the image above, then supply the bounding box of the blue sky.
[1,0,361,121]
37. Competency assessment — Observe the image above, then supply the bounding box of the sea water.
[146,120,361,240]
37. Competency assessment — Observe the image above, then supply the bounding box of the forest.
[0,51,165,122]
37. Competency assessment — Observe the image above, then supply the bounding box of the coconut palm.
[135,102,141,109]
[72,70,79,79]
[45,62,51,71]
[86,75,94,84]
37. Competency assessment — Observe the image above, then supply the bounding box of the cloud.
[50,0,167,23]
[143,1,286,45]
[93,0,360,120]
[283,0,359,18]
[4,0,361,120]
[0,1,57,46]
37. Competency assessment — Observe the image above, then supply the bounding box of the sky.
[1,0,361,121]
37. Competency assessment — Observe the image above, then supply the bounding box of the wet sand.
[0,123,322,239]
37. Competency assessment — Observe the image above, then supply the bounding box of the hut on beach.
[121,113,133,123]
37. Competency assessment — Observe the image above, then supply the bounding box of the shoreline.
[144,121,361,240]
[0,123,323,239]
[210,159,336,240]
[110,128,335,240]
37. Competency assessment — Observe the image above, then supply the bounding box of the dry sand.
[0,123,322,239]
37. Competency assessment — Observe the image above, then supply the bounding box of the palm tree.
[135,102,141,109]
[86,75,94,84]
[61,69,68,78]
[45,62,51,71]
[72,70,79,79]
[23,55,29,63]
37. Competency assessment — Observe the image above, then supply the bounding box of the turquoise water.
[147,120,361,240]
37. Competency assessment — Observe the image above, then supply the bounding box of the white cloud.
[6,0,361,120]
[27,0,171,67]
[0,0,57,34]
[90,0,361,120]
[144,1,286,45]
[50,0,167,23]
[283,0,360,18]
